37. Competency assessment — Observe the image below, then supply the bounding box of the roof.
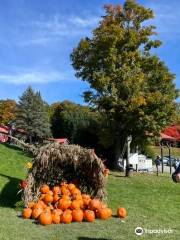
[160,133,177,141]
[47,138,69,144]
[0,126,9,134]
[161,125,180,141]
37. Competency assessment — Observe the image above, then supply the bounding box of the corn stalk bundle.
[23,143,107,205]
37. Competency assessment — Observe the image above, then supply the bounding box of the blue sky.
[0,0,179,104]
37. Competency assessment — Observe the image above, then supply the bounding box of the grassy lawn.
[0,143,179,240]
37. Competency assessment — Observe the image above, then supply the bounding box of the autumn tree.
[71,1,179,168]
[16,86,51,143]
[0,99,17,125]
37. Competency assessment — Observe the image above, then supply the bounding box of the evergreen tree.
[16,86,51,143]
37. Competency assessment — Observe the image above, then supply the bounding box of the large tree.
[16,86,51,143]
[71,1,179,168]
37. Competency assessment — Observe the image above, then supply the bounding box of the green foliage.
[50,101,100,148]
[15,86,51,142]
[71,1,179,159]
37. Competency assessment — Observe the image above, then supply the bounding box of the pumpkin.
[117,207,127,218]
[61,186,70,195]
[98,208,109,220]
[22,208,32,219]
[72,209,83,222]
[61,194,71,201]
[39,211,52,225]
[44,193,54,204]
[37,200,47,209]
[61,210,72,224]
[48,190,54,196]
[71,200,81,210]
[71,188,81,195]
[68,183,76,192]
[81,194,91,200]
[53,194,60,203]
[27,201,35,209]
[55,209,63,216]
[83,198,91,208]
[84,210,95,222]
[89,199,101,210]
[52,186,60,194]
[58,199,71,210]
[40,184,49,194]
[32,207,43,219]
[52,210,61,224]
[107,208,112,217]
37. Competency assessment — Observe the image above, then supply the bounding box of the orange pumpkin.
[83,198,91,208]
[61,195,71,201]
[39,211,52,225]
[52,210,61,224]
[37,200,47,209]
[61,186,70,195]
[84,210,95,222]
[22,208,32,219]
[68,183,76,192]
[61,210,72,224]
[44,193,54,204]
[72,209,83,222]
[27,201,35,209]
[55,208,63,216]
[32,207,43,219]
[40,184,49,194]
[71,200,81,210]
[89,199,101,210]
[53,194,60,203]
[107,208,112,217]
[71,188,81,195]
[117,207,127,218]
[52,186,60,194]
[82,194,91,200]
[98,208,109,220]
[58,199,71,210]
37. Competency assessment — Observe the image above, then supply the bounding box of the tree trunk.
[125,136,132,177]
[114,136,125,170]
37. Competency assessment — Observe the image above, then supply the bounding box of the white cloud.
[18,15,100,46]
[0,70,74,84]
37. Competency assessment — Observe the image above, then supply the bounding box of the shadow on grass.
[109,172,126,178]
[0,173,21,208]
[79,238,110,240]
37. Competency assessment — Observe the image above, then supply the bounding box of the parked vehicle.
[166,157,178,166]
[159,156,169,165]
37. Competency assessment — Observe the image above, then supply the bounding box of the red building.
[0,126,9,142]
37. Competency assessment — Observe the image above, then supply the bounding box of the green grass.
[0,144,180,240]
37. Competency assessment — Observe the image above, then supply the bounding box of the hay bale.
[23,143,107,205]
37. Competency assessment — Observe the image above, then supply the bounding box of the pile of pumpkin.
[22,182,127,225]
